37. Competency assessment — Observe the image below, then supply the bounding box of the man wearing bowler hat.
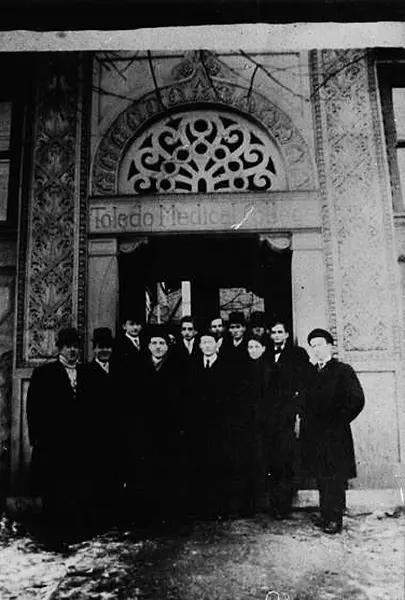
[82,327,123,530]
[302,328,365,534]
[27,327,90,545]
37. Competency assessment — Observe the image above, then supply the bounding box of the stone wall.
[311,49,405,486]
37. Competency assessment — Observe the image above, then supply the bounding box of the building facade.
[2,47,405,493]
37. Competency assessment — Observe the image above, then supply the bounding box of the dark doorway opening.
[118,233,292,331]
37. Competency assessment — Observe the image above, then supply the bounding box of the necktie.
[205,359,210,369]
[318,362,325,371]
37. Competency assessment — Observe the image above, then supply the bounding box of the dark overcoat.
[122,349,191,514]
[226,355,273,508]
[188,354,230,513]
[110,333,144,380]
[221,336,249,369]
[301,358,365,480]
[26,360,89,489]
[174,338,202,366]
[265,343,311,474]
[80,360,123,481]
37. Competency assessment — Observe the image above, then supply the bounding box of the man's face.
[59,343,79,365]
[199,335,218,357]
[94,344,112,364]
[123,320,142,337]
[181,321,196,341]
[229,323,245,340]
[248,339,266,360]
[210,318,224,339]
[252,325,265,337]
[270,323,289,346]
[309,337,332,363]
[148,336,168,359]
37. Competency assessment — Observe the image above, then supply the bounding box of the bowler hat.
[56,327,80,349]
[307,328,334,345]
[228,311,246,326]
[92,327,114,347]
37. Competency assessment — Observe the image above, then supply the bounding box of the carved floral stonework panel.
[18,55,87,364]
[92,51,315,196]
[313,50,398,355]
[119,110,287,194]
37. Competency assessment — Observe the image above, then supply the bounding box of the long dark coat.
[301,358,365,480]
[123,350,191,517]
[188,354,230,515]
[265,344,311,476]
[110,333,144,384]
[174,338,202,366]
[226,355,273,511]
[26,360,89,492]
[80,360,123,483]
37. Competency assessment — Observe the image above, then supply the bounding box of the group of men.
[26,309,365,545]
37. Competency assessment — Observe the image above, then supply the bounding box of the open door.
[118,233,292,330]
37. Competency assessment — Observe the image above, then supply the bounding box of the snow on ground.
[0,509,403,599]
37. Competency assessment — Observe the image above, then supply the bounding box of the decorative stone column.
[16,53,89,366]
[12,53,90,489]
[311,49,405,487]
[291,231,328,348]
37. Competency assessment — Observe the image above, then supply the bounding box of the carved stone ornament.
[92,53,315,196]
[118,238,148,254]
[17,55,87,365]
[312,49,399,355]
[119,110,287,195]
[260,234,292,252]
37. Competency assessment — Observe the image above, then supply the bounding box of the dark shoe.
[322,520,342,534]
[310,514,323,528]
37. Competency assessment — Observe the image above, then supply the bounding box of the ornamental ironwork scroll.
[118,110,287,195]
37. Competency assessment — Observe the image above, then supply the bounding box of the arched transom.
[118,109,287,195]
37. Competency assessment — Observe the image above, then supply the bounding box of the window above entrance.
[118,109,287,194]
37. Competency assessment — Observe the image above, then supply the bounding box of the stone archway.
[91,76,316,196]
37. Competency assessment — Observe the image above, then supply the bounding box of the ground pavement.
[0,507,403,600]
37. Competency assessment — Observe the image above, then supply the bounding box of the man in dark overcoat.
[303,328,365,534]
[124,325,190,525]
[189,331,230,519]
[26,327,91,544]
[266,320,311,519]
[81,327,123,530]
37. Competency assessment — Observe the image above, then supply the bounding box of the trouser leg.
[317,476,346,527]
